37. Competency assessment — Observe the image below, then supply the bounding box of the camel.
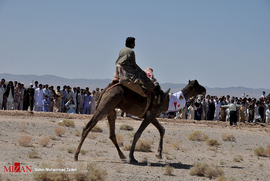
[74,80,206,163]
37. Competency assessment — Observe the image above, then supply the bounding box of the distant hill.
[1,73,268,99]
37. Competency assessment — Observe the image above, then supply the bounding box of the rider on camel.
[115,37,164,97]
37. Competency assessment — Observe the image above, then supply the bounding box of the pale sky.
[0,0,269,89]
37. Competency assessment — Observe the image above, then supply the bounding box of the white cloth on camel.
[167,91,186,112]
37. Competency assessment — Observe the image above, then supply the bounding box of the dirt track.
[0,110,270,181]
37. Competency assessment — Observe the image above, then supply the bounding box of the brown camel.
[74,80,206,163]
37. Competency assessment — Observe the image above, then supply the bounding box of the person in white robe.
[214,98,221,121]
[188,103,197,120]
[90,90,96,114]
[0,85,6,109]
[72,87,77,112]
[4,81,14,110]
[34,84,44,111]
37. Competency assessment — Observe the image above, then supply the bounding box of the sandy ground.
[0,110,270,181]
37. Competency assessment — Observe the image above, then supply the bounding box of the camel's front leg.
[151,118,165,159]
[129,110,155,163]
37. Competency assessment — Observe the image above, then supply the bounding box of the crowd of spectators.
[1,78,270,126]
[0,78,102,114]
[173,92,270,125]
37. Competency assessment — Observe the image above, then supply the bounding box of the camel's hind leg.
[151,118,165,159]
[107,110,126,159]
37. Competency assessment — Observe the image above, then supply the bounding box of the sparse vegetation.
[67,148,75,154]
[135,139,151,152]
[188,131,209,141]
[38,137,51,147]
[171,140,181,150]
[221,133,236,141]
[28,150,40,159]
[91,125,103,133]
[80,150,87,155]
[116,134,124,146]
[58,119,75,127]
[254,146,266,157]
[233,155,243,162]
[88,132,98,139]
[54,127,66,136]
[189,162,224,179]
[72,162,107,181]
[19,135,32,147]
[163,165,174,175]
[265,144,270,157]
[120,124,134,131]
[75,131,81,137]
[206,139,220,146]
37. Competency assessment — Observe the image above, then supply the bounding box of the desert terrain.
[0,110,270,181]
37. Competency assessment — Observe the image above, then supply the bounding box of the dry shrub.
[135,139,151,152]
[233,155,243,162]
[39,137,51,147]
[254,146,266,157]
[19,135,32,147]
[80,150,87,155]
[58,119,75,127]
[190,162,224,179]
[28,150,40,159]
[116,134,124,146]
[123,144,131,151]
[221,133,236,141]
[88,132,98,139]
[171,140,182,150]
[75,131,81,137]
[72,162,107,181]
[164,136,172,143]
[54,127,66,137]
[206,139,220,146]
[163,165,174,175]
[120,124,134,131]
[188,131,209,141]
[91,125,103,133]
[265,144,270,157]
[18,122,26,132]
[67,148,75,154]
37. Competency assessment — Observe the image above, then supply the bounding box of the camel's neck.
[181,86,195,100]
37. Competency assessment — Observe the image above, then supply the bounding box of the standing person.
[239,102,247,122]
[90,90,96,114]
[61,85,67,112]
[42,95,50,112]
[196,104,202,120]
[248,100,255,123]
[55,86,63,112]
[95,87,101,100]
[207,99,215,121]
[4,81,15,110]
[83,91,91,114]
[48,86,55,112]
[221,100,241,126]
[19,83,25,110]
[23,83,29,111]
[72,87,78,113]
[188,102,197,120]
[115,37,164,97]
[53,95,61,112]
[43,84,50,99]
[0,82,6,109]
[34,84,44,111]
[14,82,22,110]
[28,83,35,111]
[77,89,85,114]
[33,81,39,90]
[265,105,270,124]
[214,98,221,121]
[261,91,266,99]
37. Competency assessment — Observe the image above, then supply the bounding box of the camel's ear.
[189,80,191,84]
[164,88,170,95]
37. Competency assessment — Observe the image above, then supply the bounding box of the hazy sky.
[0,0,269,89]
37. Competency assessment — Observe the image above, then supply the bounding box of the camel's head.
[186,80,206,97]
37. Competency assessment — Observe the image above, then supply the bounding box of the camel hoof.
[120,155,126,160]
[74,155,78,161]
[155,154,162,159]
[129,158,138,164]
